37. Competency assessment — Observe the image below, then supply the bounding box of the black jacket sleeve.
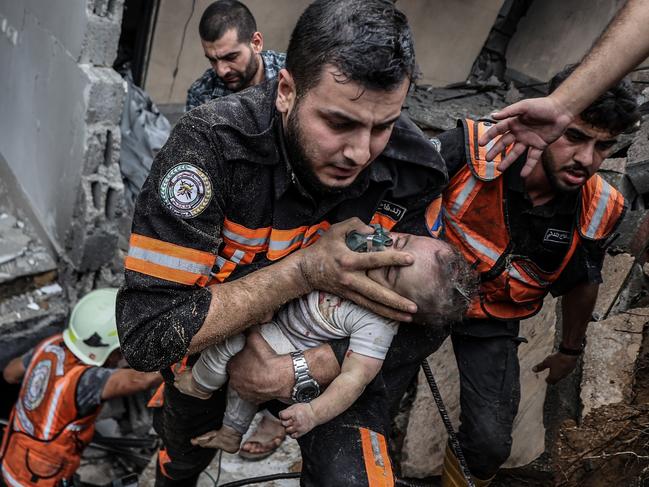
[117,110,229,371]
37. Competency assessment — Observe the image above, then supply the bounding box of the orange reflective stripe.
[580,175,625,240]
[370,213,398,232]
[360,428,394,487]
[125,256,211,286]
[126,234,216,286]
[158,448,173,478]
[465,119,504,181]
[223,219,271,250]
[130,234,216,265]
[425,197,443,237]
[147,384,164,408]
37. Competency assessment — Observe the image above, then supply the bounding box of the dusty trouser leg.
[153,374,227,487]
[297,324,449,486]
[450,320,522,481]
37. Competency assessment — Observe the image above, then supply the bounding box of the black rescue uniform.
[435,121,625,480]
[116,79,448,486]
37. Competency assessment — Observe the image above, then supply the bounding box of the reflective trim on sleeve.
[125,234,216,286]
[223,219,271,250]
[425,197,443,237]
[360,427,394,487]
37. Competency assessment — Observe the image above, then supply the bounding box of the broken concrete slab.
[611,209,649,258]
[592,253,635,321]
[400,295,558,477]
[580,308,649,418]
[0,283,68,368]
[0,210,57,298]
[404,85,507,134]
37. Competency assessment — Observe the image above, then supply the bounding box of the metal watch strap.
[290,350,312,383]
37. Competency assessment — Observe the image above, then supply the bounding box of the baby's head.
[366,233,476,324]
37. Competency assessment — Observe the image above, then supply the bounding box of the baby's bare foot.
[191,425,242,453]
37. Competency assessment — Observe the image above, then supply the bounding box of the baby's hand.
[173,369,212,400]
[279,403,318,438]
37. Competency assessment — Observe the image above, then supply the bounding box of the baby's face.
[366,232,451,303]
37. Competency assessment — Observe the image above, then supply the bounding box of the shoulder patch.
[160,163,213,219]
[24,360,51,411]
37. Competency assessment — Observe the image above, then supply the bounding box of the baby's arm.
[279,351,383,438]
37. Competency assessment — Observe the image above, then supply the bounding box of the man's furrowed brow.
[320,109,400,127]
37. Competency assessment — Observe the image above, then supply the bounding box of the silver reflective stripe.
[585,182,612,239]
[129,247,212,276]
[2,465,24,487]
[42,381,65,440]
[15,400,34,436]
[486,160,495,179]
[445,214,500,262]
[369,430,385,468]
[44,344,65,376]
[268,233,304,252]
[450,175,477,215]
[216,256,227,270]
[222,228,268,247]
[230,249,246,264]
[508,265,534,285]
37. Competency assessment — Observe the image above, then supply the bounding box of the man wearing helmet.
[0,288,162,487]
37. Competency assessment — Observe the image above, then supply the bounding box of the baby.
[174,231,475,451]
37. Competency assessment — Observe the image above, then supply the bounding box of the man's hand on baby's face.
[295,218,417,322]
[279,403,318,438]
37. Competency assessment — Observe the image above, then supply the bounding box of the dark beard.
[284,107,347,197]
[226,50,259,91]
[541,151,581,194]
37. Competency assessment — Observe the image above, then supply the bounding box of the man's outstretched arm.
[480,0,649,174]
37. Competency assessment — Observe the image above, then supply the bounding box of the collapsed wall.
[0,0,126,351]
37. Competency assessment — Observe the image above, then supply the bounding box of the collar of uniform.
[505,154,579,215]
[212,80,281,165]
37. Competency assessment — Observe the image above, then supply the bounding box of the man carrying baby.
[117,1,451,485]
[175,232,475,451]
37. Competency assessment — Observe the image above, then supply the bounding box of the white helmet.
[63,288,120,366]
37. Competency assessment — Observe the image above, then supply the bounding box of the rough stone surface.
[400,296,558,478]
[405,85,507,134]
[0,211,56,286]
[80,0,125,66]
[592,253,635,321]
[580,308,649,418]
[0,283,68,368]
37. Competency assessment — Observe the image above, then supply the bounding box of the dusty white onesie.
[192,290,399,434]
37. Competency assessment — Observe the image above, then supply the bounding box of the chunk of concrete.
[593,253,635,321]
[580,308,649,418]
[400,295,558,477]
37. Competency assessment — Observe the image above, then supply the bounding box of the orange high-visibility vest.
[443,119,625,320]
[1,334,101,486]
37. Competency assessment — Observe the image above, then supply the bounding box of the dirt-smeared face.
[541,117,617,193]
[277,65,409,193]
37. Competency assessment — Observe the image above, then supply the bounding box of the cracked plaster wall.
[0,0,125,254]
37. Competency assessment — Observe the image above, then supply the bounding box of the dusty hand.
[532,352,579,384]
[478,96,574,177]
[295,218,416,322]
[173,369,212,400]
[227,331,293,403]
[279,403,318,438]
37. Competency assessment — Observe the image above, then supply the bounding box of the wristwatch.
[290,350,320,403]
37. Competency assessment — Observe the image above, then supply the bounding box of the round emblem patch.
[160,163,213,219]
[24,360,51,411]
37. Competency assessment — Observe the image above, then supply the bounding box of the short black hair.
[549,64,640,134]
[199,0,257,43]
[286,0,417,97]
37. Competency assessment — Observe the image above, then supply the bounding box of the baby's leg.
[192,333,246,391]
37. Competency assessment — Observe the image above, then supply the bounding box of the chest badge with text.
[371,200,407,231]
[543,228,571,245]
[160,163,213,219]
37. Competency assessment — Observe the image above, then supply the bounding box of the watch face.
[294,381,320,403]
